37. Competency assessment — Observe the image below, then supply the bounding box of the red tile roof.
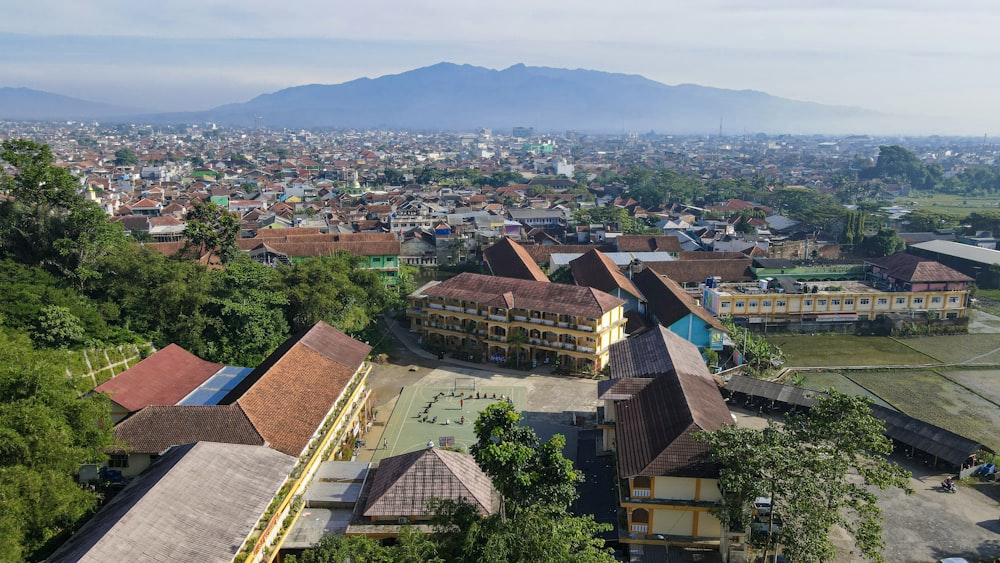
[95,344,223,412]
[866,252,974,283]
[632,269,726,332]
[419,273,625,318]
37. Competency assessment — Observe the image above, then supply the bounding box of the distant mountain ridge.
[1,64,886,133]
[0,87,142,121]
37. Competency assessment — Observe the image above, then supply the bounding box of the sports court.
[372,378,527,462]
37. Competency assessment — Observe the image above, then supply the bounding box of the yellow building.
[407,272,626,374]
[599,327,732,550]
[702,280,968,325]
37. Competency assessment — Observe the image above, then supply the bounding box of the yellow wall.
[651,509,693,536]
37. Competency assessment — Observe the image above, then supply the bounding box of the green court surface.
[373,384,527,462]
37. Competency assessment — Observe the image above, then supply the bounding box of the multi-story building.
[407,273,626,374]
[701,253,972,329]
[598,327,731,553]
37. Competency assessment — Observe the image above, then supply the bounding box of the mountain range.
[0,63,888,134]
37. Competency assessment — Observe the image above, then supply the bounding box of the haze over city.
[2,0,999,133]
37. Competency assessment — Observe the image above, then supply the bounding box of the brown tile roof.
[615,370,729,478]
[632,269,726,332]
[420,273,625,318]
[645,252,753,284]
[364,448,497,517]
[522,243,617,265]
[483,238,549,282]
[226,322,371,457]
[112,404,265,454]
[95,344,223,412]
[610,326,713,382]
[569,249,642,299]
[238,239,400,257]
[610,327,731,477]
[866,252,974,283]
[614,235,682,253]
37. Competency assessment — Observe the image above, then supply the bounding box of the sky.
[2,0,998,134]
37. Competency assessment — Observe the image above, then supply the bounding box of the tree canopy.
[698,391,911,563]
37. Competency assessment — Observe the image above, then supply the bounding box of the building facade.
[407,273,626,374]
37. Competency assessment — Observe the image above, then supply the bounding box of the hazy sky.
[2,0,998,133]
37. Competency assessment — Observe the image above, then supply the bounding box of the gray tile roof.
[48,442,295,562]
[364,448,497,518]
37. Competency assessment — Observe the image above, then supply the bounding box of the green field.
[907,192,1000,215]
[900,334,1000,364]
[375,384,526,462]
[768,335,937,367]
[796,371,892,407]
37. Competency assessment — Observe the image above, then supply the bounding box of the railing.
[489,315,507,322]
[577,345,595,353]
[512,315,528,321]
[445,305,462,312]
[542,319,555,326]
[428,303,444,310]
[558,322,569,328]
[577,325,595,332]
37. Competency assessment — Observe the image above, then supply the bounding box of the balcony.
[512,315,528,322]
[576,345,595,353]
[576,324,595,332]
[445,305,462,312]
[489,315,507,322]
[405,308,425,316]
[428,303,444,310]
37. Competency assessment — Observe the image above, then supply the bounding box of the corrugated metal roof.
[910,240,1000,265]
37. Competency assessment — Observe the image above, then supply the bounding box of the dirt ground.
[731,406,1000,562]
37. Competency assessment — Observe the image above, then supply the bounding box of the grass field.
[900,334,1000,364]
[767,334,937,367]
[795,371,892,407]
[374,384,526,462]
[843,369,1000,451]
[907,192,1000,215]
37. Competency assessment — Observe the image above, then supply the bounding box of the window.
[721,302,731,308]
[776,300,786,307]
[949,296,960,304]
[735,301,745,308]
[762,300,772,307]
[844,298,854,305]
[913,297,924,304]
[877,298,888,305]
[895,298,906,305]
[108,454,129,469]
[831,299,840,306]
[931,297,942,304]
[804,300,812,306]
[749,300,758,307]
[817,299,827,306]
[859,298,870,305]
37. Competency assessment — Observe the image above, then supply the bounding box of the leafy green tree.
[904,208,957,232]
[471,402,582,519]
[699,391,911,563]
[0,331,113,560]
[862,229,905,257]
[113,148,138,166]
[32,305,85,349]
[200,257,289,366]
[183,200,240,264]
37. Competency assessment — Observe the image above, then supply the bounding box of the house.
[645,252,754,288]
[598,327,731,548]
[49,442,296,563]
[569,249,645,314]
[407,273,626,374]
[631,268,726,351]
[94,344,232,423]
[359,448,497,529]
[908,240,1000,289]
[483,237,550,282]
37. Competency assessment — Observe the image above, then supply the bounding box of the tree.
[32,305,85,349]
[862,229,905,257]
[0,331,114,560]
[698,391,911,563]
[183,200,240,264]
[113,148,138,166]
[471,402,582,519]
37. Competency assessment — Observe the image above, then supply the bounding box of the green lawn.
[795,371,892,407]
[907,192,1000,215]
[767,335,937,367]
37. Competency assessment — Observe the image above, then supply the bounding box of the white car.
[939,558,969,563]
